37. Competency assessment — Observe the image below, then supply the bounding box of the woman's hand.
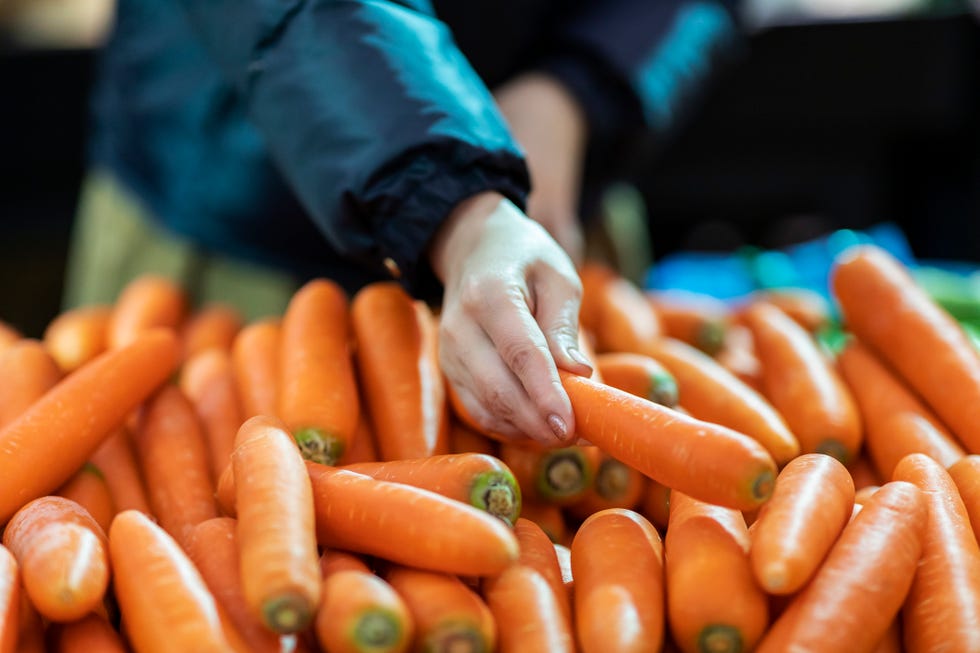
[428,192,592,446]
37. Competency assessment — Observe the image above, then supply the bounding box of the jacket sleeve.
[175,0,529,295]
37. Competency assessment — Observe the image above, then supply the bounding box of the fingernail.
[547,413,569,441]
[568,347,593,371]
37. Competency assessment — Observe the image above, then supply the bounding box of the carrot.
[831,244,980,453]
[572,508,665,653]
[553,543,573,593]
[341,453,522,525]
[338,412,380,465]
[483,564,574,653]
[837,339,964,478]
[577,260,618,336]
[179,303,242,361]
[639,480,672,531]
[106,274,187,350]
[646,289,730,355]
[0,329,179,525]
[307,463,519,577]
[49,614,127,653]
[42,305,111,373]
[714,323,763,392]
[88,427,151,515]
[448,420,498,457]
[755,480,927,653]
[853,485,881,505]
[109,509,244,653]
[316,569,414,653]
[0,339,62,430]
[585,270,662,354]
[748,453,855,594]
[279,279,359,465]
[743,302,862,463]
[873,620,903,653]
[595,352,679,408]
[738,288,831,333]
[231,317,280,419]
[948,455,980,545]
[666,492,768,653]
[567,446,647,519]
[643,337,799,466]
[560,370,777,511]
[384,565,495,653]
[320,548,373,577]
[0,545,18,653]
[891,452,980,652]
[499,443,593,506]
[2,496,109,623]
[13,595,43,653]
[0,321,20,357]
[518,500,570,546]
[185,517,293,653]
[352,282,449,461]
[55,463,116,534]
[847,454,882,491]
[510,517,572,623]
[180,348,244,484]
[135,384,218,548]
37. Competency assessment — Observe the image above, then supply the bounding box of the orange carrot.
[755,480,927,653]
[185,517,293,653]
[646,289,730,355]
[847,455,882,492]
[448,420,498,457]
[873,620,903,653]
[135,385,218,548]
[666,492,768,653]
[518,500,570,547]
[586,271,662,354]
[320,548,372,577]
[738,288,831,333]
[0,545,18,653]
[385,565,495,653]
[316,569,414,653]
[831,244,980,453]
[948,455,980,546]
[180,348,244,484]
[499,443,592,506]
[595,352,678,408]
[511,517,572,623]
[341,453,522,525]
[279,279,359,465]
[639,480,672,531]
[109,510,245,653]
[55,463,116,534]
[233,415,321,633]
[577,260,618,336]
[107,275,187,350]
[88,427,151,515]
[853,485,881,505]
[49,614,127,653]
[337,412,380,465]
[749,453,855,594]
[743,302,862,463]
[567,446,648,519]
[13,595,44,653]
[180,303,242,361]
[561,371,777,511]
[837,339,964,478]
[0,321,20,357]
[308,463,519,577]
[483,564,574,653]
[351,282,449,461]
[42,305,111,373]
[0,339,62,430]
[231,318,280,419]
[892,452,980,652]
[0,329,179,525]
[572,508,665,653]
[714,323,763,392]
[2,496,109,623]
[643,338,799,466]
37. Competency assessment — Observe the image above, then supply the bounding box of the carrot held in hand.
[561,371,777,511]
[231,318,280,419]
[0,339,62,429]
[0,544,19,653]
[107,274,187,350]
[0,328,179,525]
[42,304,111,373]
[749,453,854,594]
[233,415,321,634]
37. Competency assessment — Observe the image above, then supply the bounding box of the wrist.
[428,191,508,284]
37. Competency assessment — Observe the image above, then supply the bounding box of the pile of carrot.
[1,244,980,653]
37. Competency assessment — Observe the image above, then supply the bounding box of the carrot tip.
[752,468,776,503]
[698,624,744,653]
[815,439,851,466]
[759,560,789,594]
[429,624,488,653]
[262,592,314,634]
[649,372,680,408]
[293,427,345,466]
[696,321,727,356]
[353,610,403,650]
[540,449,590,500]
[471,472,521,525]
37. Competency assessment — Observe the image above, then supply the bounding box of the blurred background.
[1,0,978,337]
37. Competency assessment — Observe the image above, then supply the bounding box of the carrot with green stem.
[0,545,18,653]
[106,274,187,350]
[0,339,62,430]
[316,565,413,653]
[231,317,280,419]
[89,427,151,515]
[755,480,927,653]
[42,305,111,373]
[837,339,964,478]
[179,303,242,362]
[743,302,862,464]
[279,279,359,465]
[572,508,665,653]
[56,463,116,534]
[2,496,109,623]
[891,452,980,652]
[0,329,179,525]
[643,337,798,466]
[560,371,777,511]
[948,455,980,546]
[646,289,730,355]
[352,282,449,461]
[342,453,522,525]
[567,446,648,519]
[666,492,768,653]
[308,463,518,577]
[749,453,854,595]
[498,443,592,507]
[180,348,245,484]
[831,244,980,453]
[595,352,679,408]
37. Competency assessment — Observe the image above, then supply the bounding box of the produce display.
[0,242,979,652]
